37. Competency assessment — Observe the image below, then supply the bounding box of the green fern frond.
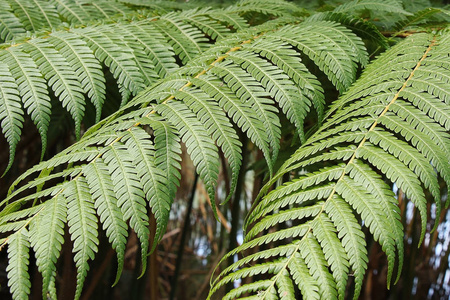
[103,142,150,276]
[271,21,368,92]
[393,7,446,33]
[48,31,106,122]
[307,11,389,49]
[0,0,26,41]
[210,30,449,300]
[0,47,51,160]
[49,0,93,24]
[73,25,146,98]
[211,60,281,171]
[29,196,66,299]
[7,0,46,32]
[0,6,253,170]
[157,101,221,217]
[0,0,143,42]
[0,61,23,174]
[227,0,307,17]
[23,37,86,139]
[228,49,310,140]
[27,0,60,28]
[122,126,171,252]
[83,159,128,284]
[6,228,30,300]
[333,0,411,16]
[142,116,182,201]
[173,88,243,205]
[65,178,99,300]
[154,12,208,65]
[192,74,272,178]
[0,5,394,298]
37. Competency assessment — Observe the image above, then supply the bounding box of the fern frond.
[175,7,232,40]
[73,25,146,97]
[27,0,60,28]
[210,30,449,299]
[29,196,66,298]
[307,11,389,49]
[122,127,171,252]
[0,47,51,160]
[23,38,86,139]
[0,6,250,169]
[7,0,44,32]
[83,159,128,284]
[173,88,243,204]
[48,31,106,122]
[49,0,93,24]
[333,0,411,16]
[154,11,209,64]
[228,49,310,140]
[192,75,273,181]
[211,60,281,170]
[208,10,249,31]
[156,101,220,217]
[227,0,306,17]
[0,61,23,174]
[6,229,30,300]
[270,21,368,92]
[393,7,445,33]
[311,214,349,298]
[0,8,388,298]
[49,0,136,25]
[103,143,150,276]
[244,38,325,121]
[0,0,26,41]
[65,178,99,300]
[85,0,134,19]
[142,116,182,201]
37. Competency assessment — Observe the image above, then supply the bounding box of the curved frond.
[210,30,449,300]
[2,3,437,299]
[0,47,51,159]
[0,5,254,169]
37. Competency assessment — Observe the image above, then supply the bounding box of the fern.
[0,1,448,299]
[209,30,449,299]
[0,8,374,298]
[0,0,140,42]
[0,5,259,172]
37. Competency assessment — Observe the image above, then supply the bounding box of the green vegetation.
[0,0,448,299]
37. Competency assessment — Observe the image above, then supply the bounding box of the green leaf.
[65,178,99,300]
[0,61,23,174]
[103,142,149,276]
[23,38,86,140]
[0,47,51,160]
[157,101,220,218]
[7,229,31,300]
[83,160,128,285]
[29,196,66,298]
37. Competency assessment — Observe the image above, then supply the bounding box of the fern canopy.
[0,4,259,172]
[0,1,448,300]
